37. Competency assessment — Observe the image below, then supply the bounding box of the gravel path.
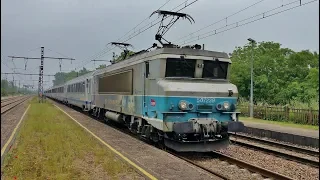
[53,101,222,180]
[187,155,265,180]
[219,145,319,180]
[230,137,319,162]
[1,100,29,150]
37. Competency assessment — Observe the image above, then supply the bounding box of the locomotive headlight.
[178,101,188,110]
[223,102,230,110]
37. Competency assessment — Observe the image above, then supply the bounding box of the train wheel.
[104,117,109,124]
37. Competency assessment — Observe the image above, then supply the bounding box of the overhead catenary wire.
[90,0,200,62]
[180,0,318,45]
[175,0,266,43]
[120,0,200,44]
[73,0,198,71]
[116,0,173,43]
[1,59,25,91]
[2,47,40,83]
[73,0,174,70]
[85,0,174,64]
[47,48,71,59]
[2,54,25,83]
[2,51,40,91]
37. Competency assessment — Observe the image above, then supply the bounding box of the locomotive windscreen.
[98,70,133,94]
[202,60,228,79]
[165,58,196,78]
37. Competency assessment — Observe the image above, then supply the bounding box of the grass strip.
[1,98,141,180]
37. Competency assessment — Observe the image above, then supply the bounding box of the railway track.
[171,151,294,180]
[1,96,21,104]
[1,96,31,114]
[1,96,25,107]
[229,133,319,167]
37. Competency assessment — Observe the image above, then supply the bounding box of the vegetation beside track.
[1,98,141,179]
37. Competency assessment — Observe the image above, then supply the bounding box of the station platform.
[242,120,319,138]
[239,118,319,148]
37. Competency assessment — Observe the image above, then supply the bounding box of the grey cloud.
[1,0,318,89]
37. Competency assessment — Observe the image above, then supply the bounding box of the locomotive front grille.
[197,104,213,111]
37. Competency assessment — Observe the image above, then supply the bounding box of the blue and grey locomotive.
[44,10,244,152]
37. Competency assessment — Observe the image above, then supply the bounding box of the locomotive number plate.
[196,98,215,104]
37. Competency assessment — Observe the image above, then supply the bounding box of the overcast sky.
[1,0,319,89]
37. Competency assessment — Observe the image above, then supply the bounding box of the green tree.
[52,68,91,86]
[96,64,107,70]
[1,79,34,96]
[114,51,135,63]
[230,41,319,105]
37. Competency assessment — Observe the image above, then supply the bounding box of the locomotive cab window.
[165,58,196,78]
[202,60,229,79]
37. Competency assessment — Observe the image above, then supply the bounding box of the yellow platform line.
[54,104,157,180]
[1,104,31,157]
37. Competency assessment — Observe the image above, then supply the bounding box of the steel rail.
[210,151,294,180]
[229,133,319,156]
[1,96,21,103]
[168,151,230,180]
[230,138,319,167]
[1,97,27,108]
[1,96,31,115]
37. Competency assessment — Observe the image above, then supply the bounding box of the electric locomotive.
[45,10,244,152]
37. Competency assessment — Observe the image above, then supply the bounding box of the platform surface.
[241,119,319,139]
